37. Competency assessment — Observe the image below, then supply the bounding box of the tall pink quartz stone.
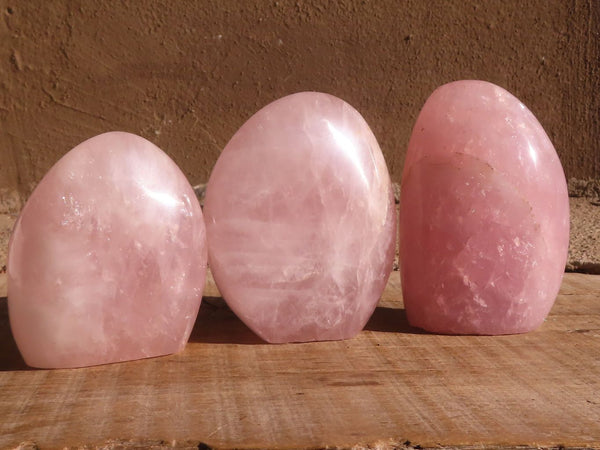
[400,80,570,335]
[8,132,207,368]
[204,92,396,343]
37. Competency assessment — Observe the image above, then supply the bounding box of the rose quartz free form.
[8,132,207,368]
[399,80,569,335]
[204,92,396,343]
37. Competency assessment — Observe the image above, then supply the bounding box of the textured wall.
[0,0,598,204]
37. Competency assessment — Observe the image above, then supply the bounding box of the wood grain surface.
[1,272,599,449]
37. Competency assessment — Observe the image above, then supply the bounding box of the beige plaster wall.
[0,0,598,207]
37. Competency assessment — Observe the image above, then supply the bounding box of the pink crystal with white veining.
[8,132,207,368]
[400,80,570,335]
[204,92,396,343]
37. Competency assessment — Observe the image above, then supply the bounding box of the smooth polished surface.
[204,92,396,343]
[8,132,207,368]
[400,80,570,335]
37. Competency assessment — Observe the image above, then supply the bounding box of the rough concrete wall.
[0,0,598,205]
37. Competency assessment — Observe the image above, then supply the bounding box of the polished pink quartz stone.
[400,80,570,335]
[204,92,396,343]
[8,132,207,368]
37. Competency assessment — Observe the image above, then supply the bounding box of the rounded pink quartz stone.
[400,80,570,335]
[204,92,396,343]
[8,132,207,368]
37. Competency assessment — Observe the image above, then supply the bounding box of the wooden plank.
[1,272,599,449]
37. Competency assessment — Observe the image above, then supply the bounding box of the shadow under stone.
[0,298,30,371]
[189,296,266,345]
[364,305,427,335]
[190,296,427,345]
